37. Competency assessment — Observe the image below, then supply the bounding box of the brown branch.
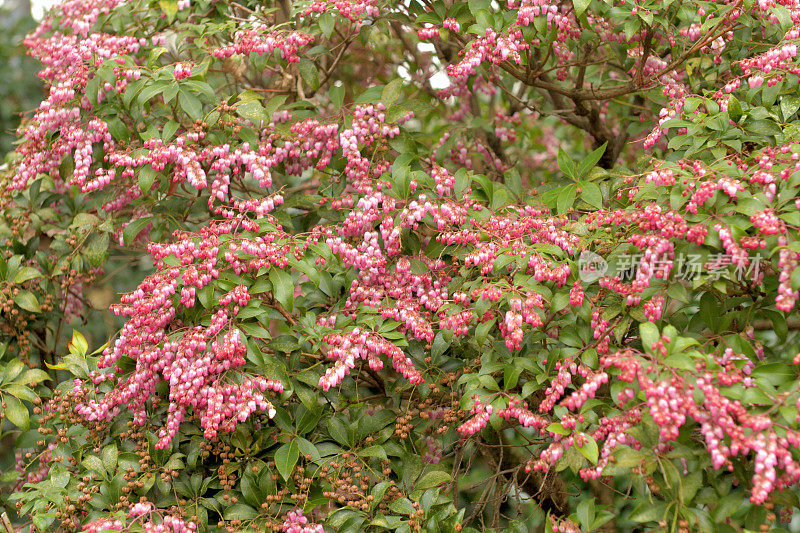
[267,298,296,326]
[636,27,654,87]
[752,318,800,330]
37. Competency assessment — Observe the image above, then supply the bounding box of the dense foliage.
[0,0,42,153]
[3,0,800,531]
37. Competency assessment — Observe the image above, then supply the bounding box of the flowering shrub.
[4,0,800,531]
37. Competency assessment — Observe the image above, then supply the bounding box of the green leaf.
[106,118,130,141]
[629,501,670,523]
[240,322,270,340]
[728,96,743,123]
[163,120,179,141]
[680,471,702,503]
[612,446,645,468]
[578,143,607,176]
[2,394,29,430]
[138,80,168,105]
[576,498,595,529]
[327,418,349,446]
[667,283,688,303]
[415,470,451,490]
[70,330,89,355]
[330,84,345,108]
[358,409,395,437]
[1,361,23,385]
[14,291,40,313]
[178,90,203,120]
[123,217,152,246]
[319,13,335,38]
[623,18,641,41]
[269,269,294,312]
[274,440,300,481]
[382,79,404,108]
[781,95,800,120]
[547,423,571,435]
[358,445,388,461]
[102,444,118,472]
[746,118,782,137]
[50,469,70,488]
[504,363,522,389]
[580,182,603,209]
[159,0,178,22]
[639,322,659,351]
[236,100,268,126]
[557,149,576,179]
[263,94,289,118]
[84,232,109,268]
[298,59,320,91]
[475,318,495,346]
[557,185,577,214]
[773,4,793,31]
[572,0,591,16]
[13,267,41,285]
[17,369,51,386]
[389,497,415,515]
[241,474,262,507]
[4,384,37,403]
[138,165,159,195]
[224,503,259,521]
[575,436,599,464]
[468,0,491,15]
[699,292,717,332]
[81,455,106,474]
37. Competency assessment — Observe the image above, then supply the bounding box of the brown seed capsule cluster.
[314,451,412,522]
[51,475,101,529]
[393,377,464,444]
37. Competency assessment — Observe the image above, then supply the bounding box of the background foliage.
[0,0,42,153]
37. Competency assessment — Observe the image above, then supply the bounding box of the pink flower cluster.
[12,28,140,191]
[497,396,549,430]
[457,397,493,436]
[447,28,529,82]
[302,0,379,23]
[173,61,193,79]
[741,43,798,86]
[14,444,54,490]
[211,28,313,62]
[282,509,324,533]
[318,328,423,391]
[540,363,573,413]
[751,208,783,235]
[596,347,800,504]
[442,18,461,32]
[83,513,197,533]
[568,281,584,307]
[418,26,439,40]
[777,236,799,311]
[500,309,524,351]
[75,215,291,447]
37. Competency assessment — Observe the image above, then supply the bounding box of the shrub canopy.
[3,0,800,531]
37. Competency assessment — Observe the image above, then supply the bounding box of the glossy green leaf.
[269,268,294,312]
[575,436,599,465]
[298,59,320,91]
[2,394,29,430]
[274,440,300,481]
[14,291,40,313]
[178,90,203,120]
